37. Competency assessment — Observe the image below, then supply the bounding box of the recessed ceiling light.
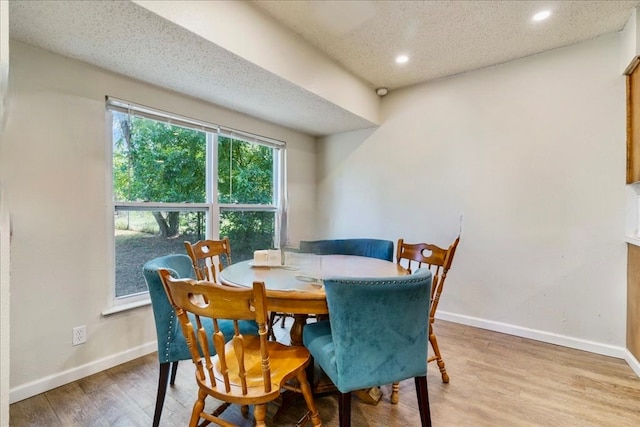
[532,10,551,22]
[395,55,409,64]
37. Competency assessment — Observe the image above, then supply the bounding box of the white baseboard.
[9,342,157,404]
[625,349,640,378]
[436,311,629,360]
[10,313,640,404]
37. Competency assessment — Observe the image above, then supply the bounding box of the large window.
[108,98,285,305]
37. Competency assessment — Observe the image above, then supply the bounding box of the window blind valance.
[105,96,285,148]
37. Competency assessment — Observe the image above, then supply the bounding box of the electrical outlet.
[72,325,87,346]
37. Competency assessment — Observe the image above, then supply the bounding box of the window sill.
[102,298,151,316]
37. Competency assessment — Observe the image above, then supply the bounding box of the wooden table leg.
[290,314,308,346]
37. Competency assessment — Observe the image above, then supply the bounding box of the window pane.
[218,136,274,204]
[220,210,275,262]
[114,209,207,297]
[109,102,283,303]
[112,112,206,203]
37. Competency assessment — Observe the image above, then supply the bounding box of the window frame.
[104,98,286,313]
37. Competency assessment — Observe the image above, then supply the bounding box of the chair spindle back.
[184,238,232,282]
[158,269,271,397]
[396,236,460,322]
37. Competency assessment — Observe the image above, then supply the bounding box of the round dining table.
[220,254,407,401]
[219,254,408,346]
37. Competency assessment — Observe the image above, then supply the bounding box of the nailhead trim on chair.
[332,277,424,285]
[163,270,178,362]
[164,315,174,360]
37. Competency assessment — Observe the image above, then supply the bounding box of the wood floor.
[10,319,640,426]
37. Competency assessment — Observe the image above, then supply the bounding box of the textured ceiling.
[8,0,374,137]
[8,0,640,137]
[252,0,640,90]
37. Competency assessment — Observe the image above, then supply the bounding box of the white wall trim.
[9,341,156,404]
[8,317,640,404]
[437,311,629,361]
[625,349,640,378]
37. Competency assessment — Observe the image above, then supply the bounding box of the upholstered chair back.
[143,254,197,363]
[299,238,394,262]
[306,268,433,392]
[303,268,434,426]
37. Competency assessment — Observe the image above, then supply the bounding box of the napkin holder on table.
[252,249,282,267]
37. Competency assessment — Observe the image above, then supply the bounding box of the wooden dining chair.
[391,235,460,403]
[158,269,323,427]
[184,238,232,282]
[142,254,258,427]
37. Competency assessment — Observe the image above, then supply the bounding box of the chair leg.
[429,330,449,383]
[153,362,171,427]
[338,391,352,427]
[254,403,267,427]
[169,360,179,385]
[280,313,288,327]
[306,356,316,392]
[189,389,207,427]
[296,370,322,427]
[390,381,400,404]
[415,376,432,427]
[268,312,277,341]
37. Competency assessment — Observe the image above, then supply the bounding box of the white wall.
[0,0,10,423]
[621,7,639,74]
[1,41,318,402]
[318,33,628,355]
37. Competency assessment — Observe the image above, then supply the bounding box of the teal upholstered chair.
[303,269,433,427]
[299,238,394,261]
[270,238,395,335]
[142,254,258,427]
